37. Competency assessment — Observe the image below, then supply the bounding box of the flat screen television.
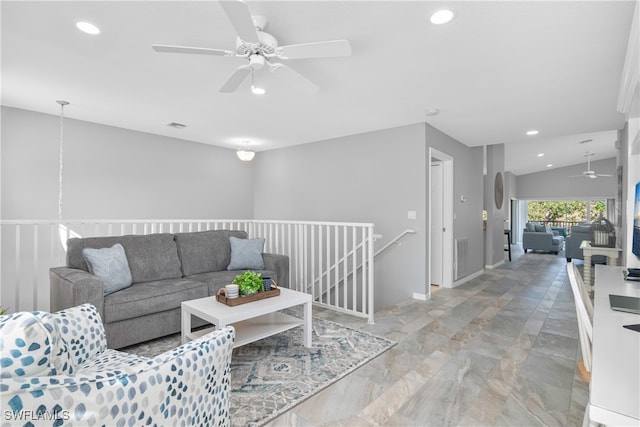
[633,181,640,257]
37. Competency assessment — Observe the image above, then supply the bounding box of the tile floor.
[266,245,589,426]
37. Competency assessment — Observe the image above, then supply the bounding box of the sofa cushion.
[227,236,265,270]
[103,278,208,323]
[82,243,133,295]
[175,230,248,276]
[525,223,536,232]
[0,311,63,378]
[534,224,546,232]
[67,234,182,284]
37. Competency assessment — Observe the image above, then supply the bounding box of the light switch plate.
[408,211,417,220]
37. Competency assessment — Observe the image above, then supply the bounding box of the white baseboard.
[412,292,428,301]
[485,259,505,269]
[452,269,484,288]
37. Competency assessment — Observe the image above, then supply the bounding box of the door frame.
[428,147,454,289]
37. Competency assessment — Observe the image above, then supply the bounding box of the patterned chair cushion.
[51,304,107,368]
[0,311,72,378]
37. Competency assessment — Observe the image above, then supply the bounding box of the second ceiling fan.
[152,0,352,93]
[569,152,613,179]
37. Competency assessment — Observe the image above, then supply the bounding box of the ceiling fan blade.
[269,63,319,93]
[220,65,251,92]
[219,0,259,44]
[596,173,613,177]
[152,44,235,56]
[277,40,352,59]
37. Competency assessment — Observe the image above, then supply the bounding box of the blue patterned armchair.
[0,304,234,427]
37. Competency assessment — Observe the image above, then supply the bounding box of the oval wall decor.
[494,172,504,209]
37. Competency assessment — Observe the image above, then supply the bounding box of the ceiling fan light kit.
[151,0,352,94]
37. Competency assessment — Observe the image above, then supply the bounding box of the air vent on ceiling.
[167,122,187,129]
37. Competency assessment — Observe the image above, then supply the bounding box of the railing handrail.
[375,229,416,257]
[0,219,375,227]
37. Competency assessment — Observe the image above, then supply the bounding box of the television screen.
[633,181,640,257]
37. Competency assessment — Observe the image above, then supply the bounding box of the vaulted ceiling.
[2,1,636,175]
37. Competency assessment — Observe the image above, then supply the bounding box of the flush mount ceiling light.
[237,140,255,161]
[425,108,440,116]
[537,153,544,157]
[430,9,455,25]
[526,130,539,136]
[76,21,100,35]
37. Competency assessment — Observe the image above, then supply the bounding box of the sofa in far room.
[565,223,607,264]
[522,222,564,254]
[50,229,289,348]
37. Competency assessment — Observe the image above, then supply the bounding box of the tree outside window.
[527,200,606,232]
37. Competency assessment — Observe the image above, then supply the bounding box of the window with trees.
[527,200,606,230]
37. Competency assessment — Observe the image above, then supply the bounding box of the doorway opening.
[428,148,454,291]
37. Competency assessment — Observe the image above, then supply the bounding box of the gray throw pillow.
[82,243,133,295]
[525,223,535,232]
[227,237,265,270]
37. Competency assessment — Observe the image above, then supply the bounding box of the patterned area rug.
[122,313,394,427]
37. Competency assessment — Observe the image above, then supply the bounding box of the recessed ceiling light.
[526,130,539,136]
[430,9,455,25]
[537,153,544,157]
[546,164,553,168]
[76,21,100,35]
[426,108,440,116]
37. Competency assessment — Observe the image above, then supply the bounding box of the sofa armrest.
[522,231,553,247]
[263,253,290,288]
[0,327,235,427]
[49,267,105,317]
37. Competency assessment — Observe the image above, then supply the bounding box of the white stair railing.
[309,229,415,306]
[0,219,375,323]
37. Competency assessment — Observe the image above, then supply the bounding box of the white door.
[430,161,443,285]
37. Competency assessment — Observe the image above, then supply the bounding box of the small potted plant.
[232,271,264,296]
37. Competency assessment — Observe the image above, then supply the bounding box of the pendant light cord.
[56,100,69,221]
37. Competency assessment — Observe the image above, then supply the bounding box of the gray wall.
[1,107,254,220]
[424,126,485,283]
[515,157,618,200]
[253,124,428,309]
[2,107,486,310]
[483,144,506,267]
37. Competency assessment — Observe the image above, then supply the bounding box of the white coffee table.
[181,287,313,348]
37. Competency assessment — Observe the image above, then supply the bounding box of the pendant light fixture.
[236,140,256,161]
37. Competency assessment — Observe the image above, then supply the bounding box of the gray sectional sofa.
[522,222,564,254]
[49,230,289,348]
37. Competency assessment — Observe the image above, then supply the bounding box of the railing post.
[367,225,375,324]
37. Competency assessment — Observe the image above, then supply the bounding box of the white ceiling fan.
[570,152,613,179]
[152,0,352,93]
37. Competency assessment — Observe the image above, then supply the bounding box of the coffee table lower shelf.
[185,311,304,348]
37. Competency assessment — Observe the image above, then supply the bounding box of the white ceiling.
[1,1,635,176]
